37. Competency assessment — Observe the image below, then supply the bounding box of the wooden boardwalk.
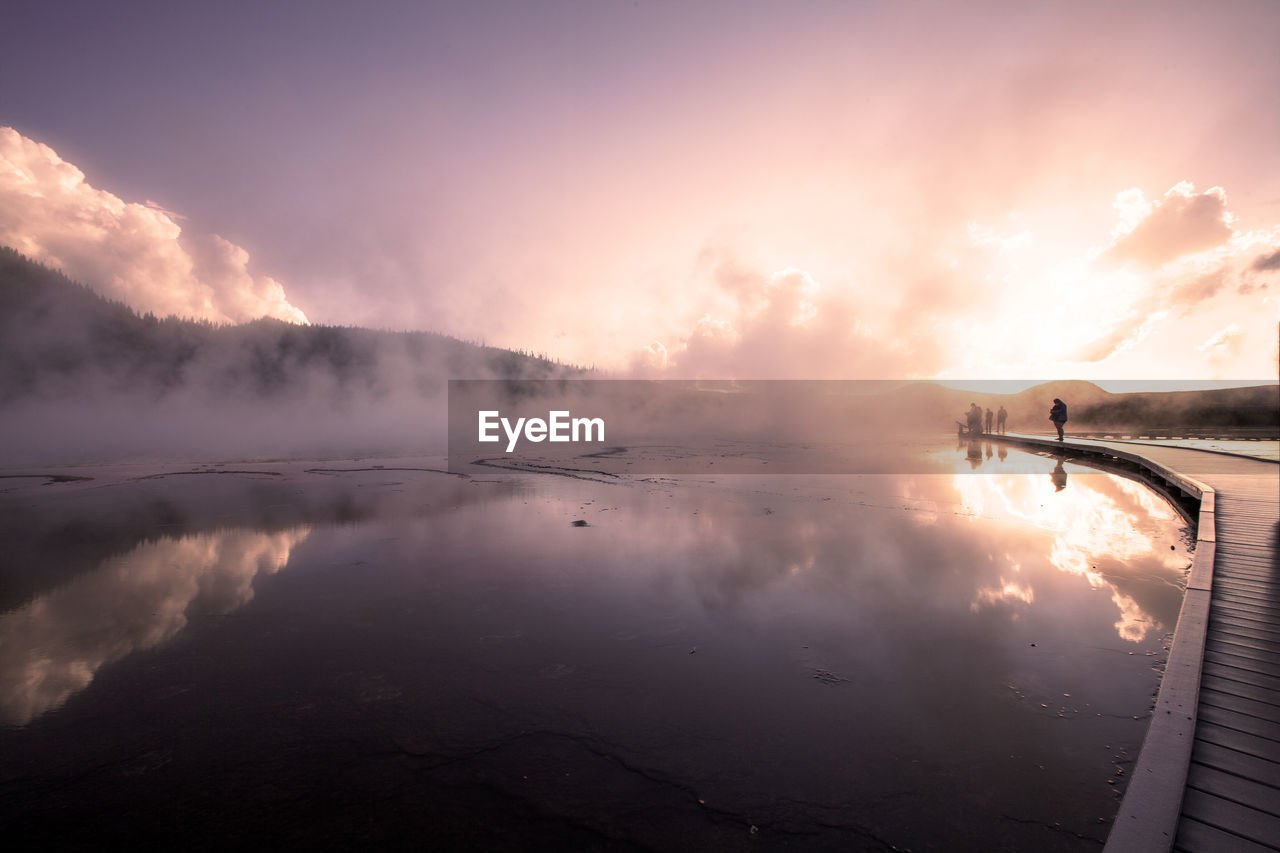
[1173,463,1279,853]
[988,434,1279,852]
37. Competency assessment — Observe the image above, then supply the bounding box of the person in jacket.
[1049,398,1068,441]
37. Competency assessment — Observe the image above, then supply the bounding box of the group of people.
[960,398,1068,440]
[963,403,1009,436]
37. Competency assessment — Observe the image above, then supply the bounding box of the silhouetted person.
[1051,459,1068,491]
[996,405,1008,434]
[1049,398,1068,442]
[984,408,993,433]
[966,403,983,436]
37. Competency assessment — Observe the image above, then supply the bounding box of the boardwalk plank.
[1211,595,1280,617]
[1216,549,1277,560]
[1209,610,1280,633]
[1196,724,1280,768]
[1198,689,1280,722]
[1198,701,1280,743]
[1212,577,1275,593]
[1174,815,1280,852]
[1200,659,1280,693]
[1213,569,1276,581]
[1209,612,1280,635]
[1187,747,1280,794]
[1212,592,1280,609]
[1215,581,1276,594]
[1191,742,1280,788]
[1185,763,1280,820]
[1210,589,1277,603]
[1180,787,1280,849]
[1202,639,1280,668]
[1202,649,1280,680]
[1206,633,1280,656]
[1218,560,1279,573]
[1204,630,1280,658]
[1211,597,1280,615]
[1208,614,1280,640]
[1201,673,1280,707]
[1217,548,1278,560]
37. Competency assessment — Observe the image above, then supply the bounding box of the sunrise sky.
[2,0,1277,383]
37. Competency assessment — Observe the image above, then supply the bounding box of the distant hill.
[0,246,580,405]
[881,379,1277,433]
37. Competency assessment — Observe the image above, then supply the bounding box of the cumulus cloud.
[634,262,933,379]
[0,127,307,324]
[1105,181,1235,268]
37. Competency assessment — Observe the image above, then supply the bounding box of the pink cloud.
[0,127,307,324]
[635,262,940,379]
[1105,182,1234,268]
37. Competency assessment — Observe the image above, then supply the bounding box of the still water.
[0,443,1193,850]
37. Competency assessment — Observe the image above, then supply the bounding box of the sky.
[2,0,1278,383]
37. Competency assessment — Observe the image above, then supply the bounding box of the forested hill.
[0,246,581,404]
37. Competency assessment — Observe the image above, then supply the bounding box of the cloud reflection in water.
[0,528,309,725]
[953,461,1188,642]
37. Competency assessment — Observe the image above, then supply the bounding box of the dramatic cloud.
[1105,182,1235,268]
[0,127,307,324]
[1070,183,1279,366]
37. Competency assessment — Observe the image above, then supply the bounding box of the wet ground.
[0,442,1193,850]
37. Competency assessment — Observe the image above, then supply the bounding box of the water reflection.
[0,528,308,725]
[951,456,1187,643]
[1052,459,1068,491]
[0,447,1193,850]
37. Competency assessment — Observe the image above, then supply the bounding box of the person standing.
[966,403,983,436]
[984,408,994,433]
[1049,398,1068,441]
[996,405,1008,434]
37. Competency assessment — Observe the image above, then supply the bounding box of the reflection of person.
[967,439,984,469]
[984,408,993,433]
[1051,459,1067,491]
[996,406,1007,434]
[1049,398,1068,441]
